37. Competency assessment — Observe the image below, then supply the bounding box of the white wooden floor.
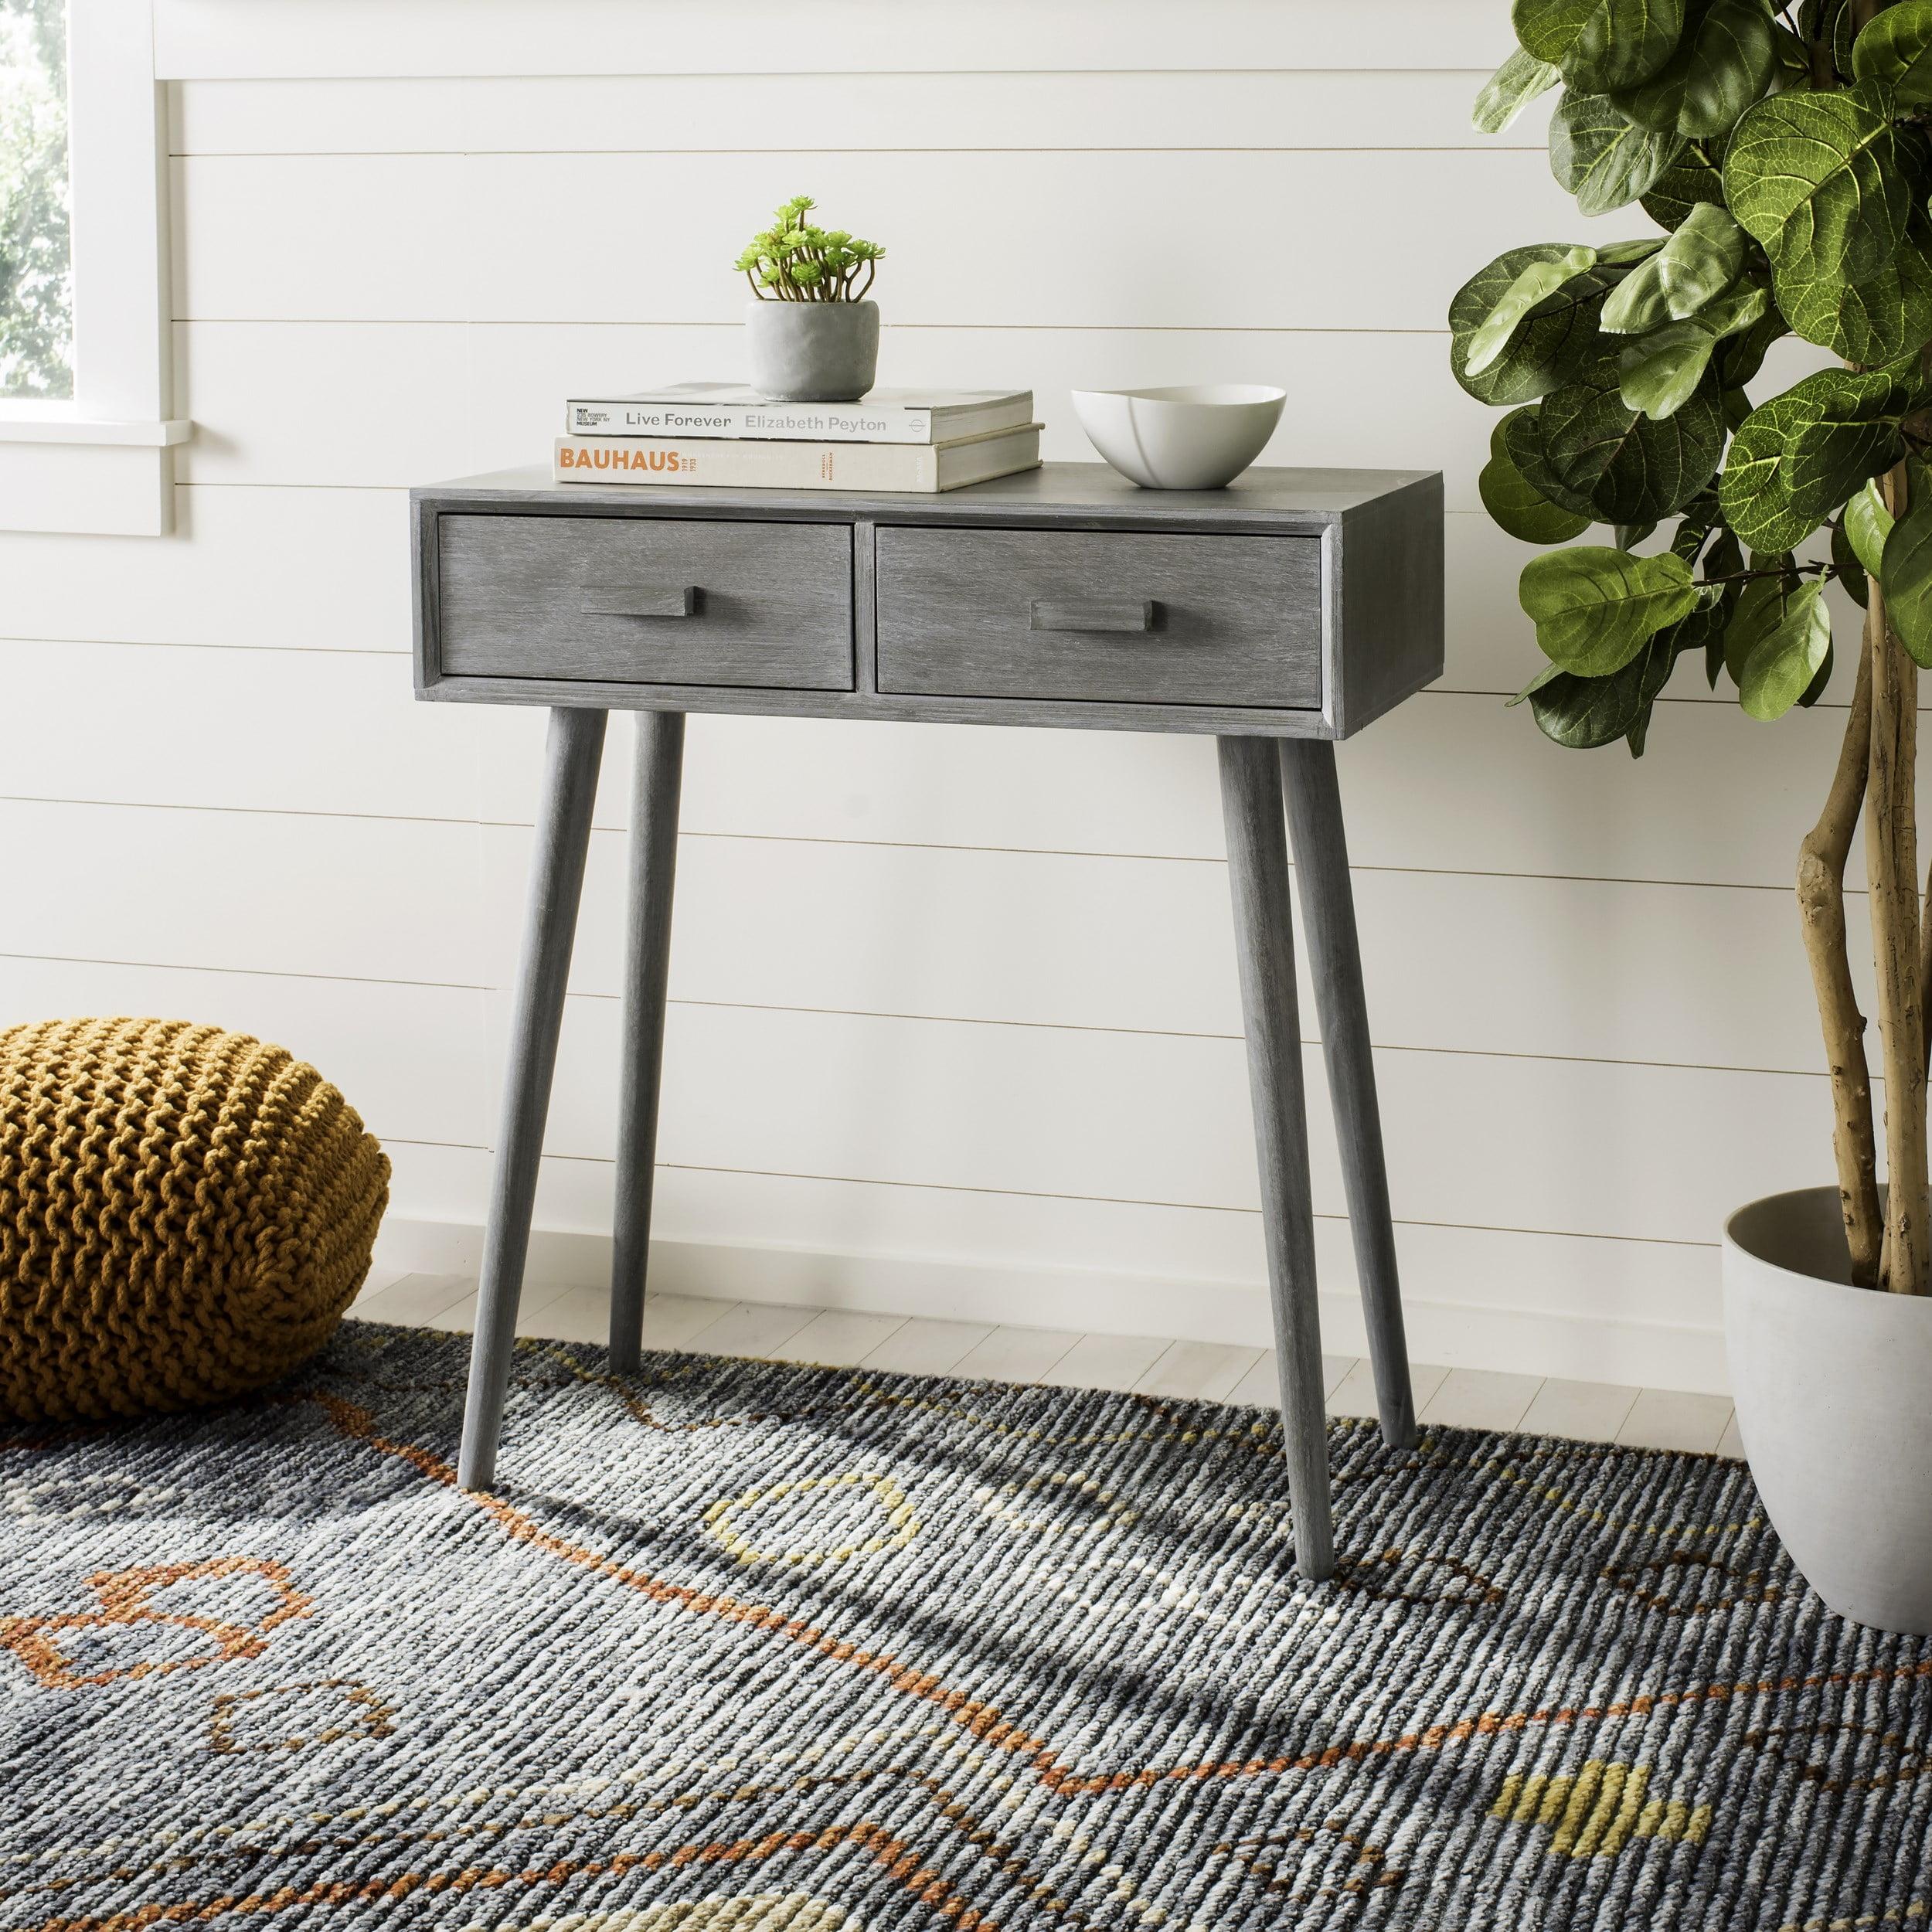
[349,1270,1743,1458]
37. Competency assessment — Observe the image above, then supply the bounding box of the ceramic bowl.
[1070,383,1286,490]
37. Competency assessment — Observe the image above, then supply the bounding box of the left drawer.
[434,513,855,689]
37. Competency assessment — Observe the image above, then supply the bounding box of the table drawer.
[875,526,1322,709]
[435,513,854,689]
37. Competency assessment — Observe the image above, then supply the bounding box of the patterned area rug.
[2,1321,1930,1930]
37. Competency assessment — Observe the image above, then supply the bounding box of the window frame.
[0,0,189,535]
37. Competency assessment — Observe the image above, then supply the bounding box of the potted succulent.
[1460,0,1932,1630]
[734,194,886,403]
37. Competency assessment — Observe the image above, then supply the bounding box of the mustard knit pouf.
[0,1016,390,1422]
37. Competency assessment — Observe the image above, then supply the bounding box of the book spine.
[564,401,935,444]
[554,436,940,490]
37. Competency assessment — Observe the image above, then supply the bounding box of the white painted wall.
[0,0,1866,1392]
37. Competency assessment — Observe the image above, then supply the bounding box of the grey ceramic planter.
[1723,1184,1932,1634]
[743,299,879,403]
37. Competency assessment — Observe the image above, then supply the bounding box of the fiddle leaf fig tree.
[1460,0,1932,1294]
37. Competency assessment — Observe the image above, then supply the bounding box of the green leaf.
[1550,92,1687,213]
[1526,628,1684,747]
[1712,297,1790,388]
[1536,350,1728,519]
[1832,0,1859,80]
[1448,244,1631,404]
[1832,517,1869,607]
[1607,0,1778,137]
[1845,477,1894,577]
[1718,360,1927,553]
[1616,283,1769,419]
[1723,569,1796,682]
[1692,278,1770,339]
[1700,529,1746,685]
[1881,492,1932,667]
[1507,661,1566,706]
[1480,408,1595,543]
[1851,0,1932,106]
[1519,544,1700,673]
[1723,80,1913,287]
[1474,47,1564,131]
[1617,319,1723,418]
[1776,226,1932,363]
[1738,578,1832,718]
[1787,362,1926,508]
[1513,0,1688,92]
[1670,488,1723,560]
[1770,19,1811,77]
[1641,143,1728,228]
[1601,202,1750,332]
[1798,639,1835,706]
[1617,519,1659,549]
[1650,201,1751,319]
[1466,246,1601,376]
[1504,396,1584,515]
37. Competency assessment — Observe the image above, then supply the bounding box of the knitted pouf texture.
[0,1016,389,1422]
[2,1321,1929,1930]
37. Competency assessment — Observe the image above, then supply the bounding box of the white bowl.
[1070,383,1286,490]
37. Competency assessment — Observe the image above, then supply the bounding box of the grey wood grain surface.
[420,670,1349,738]
[460,706,607,1493]
[1216,733,1334,1580]
[1281,739,1417,1451]
[876,527,1321,708]
[430,460,1437,530]
[413,462,1443,738]
[609,711,685,1374]
[1332,472,1446,736]
[437,512,855,690]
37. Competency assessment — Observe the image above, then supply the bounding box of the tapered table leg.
[1280,740,1417,1451]
[458,706,607,1492]
[609,710,686,1370]
[1218,734,1335,1580]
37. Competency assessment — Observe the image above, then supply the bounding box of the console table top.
[417,459,1440,532]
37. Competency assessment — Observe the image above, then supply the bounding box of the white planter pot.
[743,299,879,403]
[1723,1184,1932,1633]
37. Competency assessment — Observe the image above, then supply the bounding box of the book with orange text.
[553,423,1041,493]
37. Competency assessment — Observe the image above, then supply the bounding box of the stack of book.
[554,383,1040,493]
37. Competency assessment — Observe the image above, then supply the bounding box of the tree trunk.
[1867,464,1930,1293]
[1921,850,1932,1079]
[1799,637,1882,1284]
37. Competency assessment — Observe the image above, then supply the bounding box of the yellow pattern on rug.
[1492,1759,1713,1859]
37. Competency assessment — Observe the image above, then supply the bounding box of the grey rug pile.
[2,1320,1928,1930]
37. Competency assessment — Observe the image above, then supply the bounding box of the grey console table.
[411,460,1444,1580]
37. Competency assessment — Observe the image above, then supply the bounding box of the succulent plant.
[734,195,884,303]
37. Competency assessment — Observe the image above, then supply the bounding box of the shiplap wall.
[0,0,1876,1392]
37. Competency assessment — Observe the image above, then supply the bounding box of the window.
[0,0,70,399]
[0,0,186,535]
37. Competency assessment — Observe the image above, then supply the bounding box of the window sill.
[0,411,191,447]
[0,417,194,534]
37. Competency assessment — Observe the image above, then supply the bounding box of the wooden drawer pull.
[581,584,699,617]
[1029,597,1157,633]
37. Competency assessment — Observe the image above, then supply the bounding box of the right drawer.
[874,526,1322,709]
